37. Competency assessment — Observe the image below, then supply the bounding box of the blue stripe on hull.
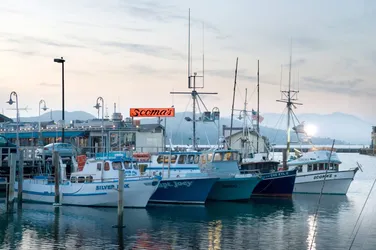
[252,170,297,197]
[149,177,218,204]
[208,177,261,201]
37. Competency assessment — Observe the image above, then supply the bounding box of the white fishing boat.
[287,148,359,195]
[15,154,160,207]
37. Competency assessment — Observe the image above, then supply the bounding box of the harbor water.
[1,153,376,249]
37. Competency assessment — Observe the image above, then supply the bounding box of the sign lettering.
[130,108,175,117]
[159,181,193,189]
[263,171,289,179]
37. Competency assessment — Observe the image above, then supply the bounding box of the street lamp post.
[94,97,105,154]
[7,91,19,156]
[38,99,48,132]
[53,57,65,142]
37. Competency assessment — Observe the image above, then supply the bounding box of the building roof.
[0,114,13,123]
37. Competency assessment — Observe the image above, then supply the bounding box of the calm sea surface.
[1,153,376,250]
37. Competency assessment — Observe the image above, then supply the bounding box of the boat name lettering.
[313,174,332,179]
[96,184,130,190]
[159,181,193,189]
[264,172,288,178]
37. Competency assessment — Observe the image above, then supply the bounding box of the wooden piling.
[17,149,24,209]
[53,151,61,206]
[117,169,124,228]
[6,153,17,213]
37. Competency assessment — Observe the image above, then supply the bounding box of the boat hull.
[208,176,261,201]
[15,177,159,208]
[252,170,297,197]
[149,176,218,204]
[293,169,357,195]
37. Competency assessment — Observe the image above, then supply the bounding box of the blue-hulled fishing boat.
[240,154,297,197]
[142,151,219,204]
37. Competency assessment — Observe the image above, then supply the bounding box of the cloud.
[282,58,306,67]
[39,82,60,87]
[0,49,36,56]
[120,0,229,39]
[205,69,257,82]
[301,77,376,96]
[63,20,152,32]
[101,41,185,60]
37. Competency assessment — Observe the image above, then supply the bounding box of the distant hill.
[139,112,349,145]
[16,110,96,122]
[261,112,372,145]
[14,110,369,145]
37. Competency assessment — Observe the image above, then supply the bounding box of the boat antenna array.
[171,8,218,150]
[276,40,302,169]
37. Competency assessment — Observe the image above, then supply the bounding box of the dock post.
[53,151,61,206]
[17,149,24,209]
[6,153,17,213]
[118,169,124,227]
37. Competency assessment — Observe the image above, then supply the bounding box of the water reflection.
[0,194,366,249]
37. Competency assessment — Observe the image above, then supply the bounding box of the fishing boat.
[276,49,359,195]
[227,61,296,197]
[145,151,219,204]
[240,153,297,197]
[199,148,262,201]
[286,148,359,195]
[15,153,160,207]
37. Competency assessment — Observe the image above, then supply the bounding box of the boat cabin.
[146,151,201,177]
[287,150,341,174]
[199,149,241,176]
[70,152,141,183]
[239,153,280,174]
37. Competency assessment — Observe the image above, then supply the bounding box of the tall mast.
[242,88,248,157]
[229,57,239,148]
[277,41,302,169]
[171,9,217,150]
[256,60,260,153]
[188,8,191,89]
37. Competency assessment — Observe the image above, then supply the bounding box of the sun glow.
[305,124,317,136]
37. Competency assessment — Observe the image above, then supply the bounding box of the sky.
[0,0,375,124]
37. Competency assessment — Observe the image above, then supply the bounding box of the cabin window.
[194,155,199,164]
[104,162,110,171]
[200,155,206,164]
[319,163,324,170]
[213,153,222,161]
[308,164,313,171]
[85,176,93,183]
[97,163,102,171]
[224,152,232,161]
[207,154,213,162]
[178,155,187,164]
[124,162,131,169]
[156,155,164,164]
[112,162,122,170]
[329,163,334,170]
[313,164,318,171]
[77,176,85,183]
[232,152,239,161]
[187,155,195,164]
[334,164,339,171]
[297,165,303,173]
[70,176,76,183]
[132,163,139,170]
[170,155,177,164]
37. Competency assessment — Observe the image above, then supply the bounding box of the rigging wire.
[173,98,192,138]
[309,140,335,250]
[348,178,376,249]
[271,107,287,144]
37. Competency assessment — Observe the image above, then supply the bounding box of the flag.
[251,109,264,123]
